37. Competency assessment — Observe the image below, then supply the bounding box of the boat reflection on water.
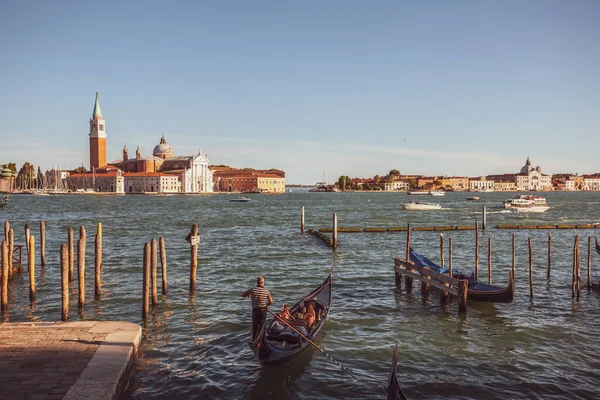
[243,340,317,400]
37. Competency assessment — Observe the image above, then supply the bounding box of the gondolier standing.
[241,276,273,340]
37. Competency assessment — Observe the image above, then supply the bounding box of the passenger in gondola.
[279,304,292,320]
[303,302,316,327]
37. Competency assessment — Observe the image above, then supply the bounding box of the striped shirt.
[245,286,271,309]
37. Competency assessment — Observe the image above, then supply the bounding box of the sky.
[0,1,598,184]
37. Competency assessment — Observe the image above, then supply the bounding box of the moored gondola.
[387,343,408,400]
[409,247,514,303]
[250,268,332,365]
[596,238,600,257]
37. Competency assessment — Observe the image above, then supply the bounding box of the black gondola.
[250,268,332,365]
[409,247,514,303]
[596,238,600,257]
[387,343,408,400]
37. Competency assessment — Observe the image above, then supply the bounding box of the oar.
[267,309,355,378]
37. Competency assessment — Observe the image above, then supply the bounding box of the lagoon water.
[2,191,600,399]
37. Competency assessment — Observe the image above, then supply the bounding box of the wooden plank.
[394,266,459,296]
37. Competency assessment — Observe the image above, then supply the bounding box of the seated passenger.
[279,304,292,320]
[303,303,316,327]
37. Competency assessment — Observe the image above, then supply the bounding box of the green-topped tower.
[89,92,107,170]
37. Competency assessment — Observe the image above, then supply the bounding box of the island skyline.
[1,1,599,185]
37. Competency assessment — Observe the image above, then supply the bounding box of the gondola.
[409,247,514,303]
[250,268,332,365]
[596,238,600,257]
[387,343,408,400]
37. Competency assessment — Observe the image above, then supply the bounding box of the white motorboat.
[407,190,430,195]
[467,196,480,201]
[429,190,445,196]
[503,195,549,213]
[401,201,442,211]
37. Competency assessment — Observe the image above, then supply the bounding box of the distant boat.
[467,196,480,201]
[309,182,339,192]
[401,201,441,211]
[407,190,429,195]
[429,190,445,196]
[503,195,549,213]
[230,197,251,203]
[408,190,445,196]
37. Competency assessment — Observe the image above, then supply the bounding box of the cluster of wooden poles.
[140,223,199,320]
[1,220,104,319]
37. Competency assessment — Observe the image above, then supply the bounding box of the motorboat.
[467,196,480,201]
[407,190,429,195]
[429,190,445,196]
[230,197,251,203]
[503,195,549,213]
[401,201,441,211]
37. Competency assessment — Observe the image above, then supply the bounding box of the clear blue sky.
[1,0,598,184]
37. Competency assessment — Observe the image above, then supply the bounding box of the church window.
[99,124,104,130]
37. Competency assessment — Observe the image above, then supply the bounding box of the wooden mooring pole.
[1,241,8,311]
[332,213,338,251]
[301,206,305,234]
[40,221,46,267]
[25,224,30,268]
[576,236,581,300]
[512,233,516,278]
[68,227,74,281]
[547,233,551,280]
[405,225,413,293]
[61,244,69,321]
[151,238,158,306]
[449,237,453,278]
[8,229,14,280]
[95,224,102,297]
[440,234,448,304]
[77,238,85,309]
[474,221,479,281]
[482,206,487,230]
[587,237,591,290]
[28,235,35,301]
[190,224,199,293]
[528,237,533,298]
[488,237,492,284]
[142,242,150,320]
[3,221,8,243]
[160,237,167,295]
[458,280,468,313]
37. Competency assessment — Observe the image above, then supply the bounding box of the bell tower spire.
[89,92,107,170]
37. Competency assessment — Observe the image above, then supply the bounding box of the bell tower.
[89,92,107,170]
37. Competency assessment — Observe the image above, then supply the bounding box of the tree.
[374,175,381,183]
[389,169,400,176]
[73,166,88,174]
[407,178,417,189]
[433,180,443,187]
[337,175,346,190]
[363,183,371,190]
[16,162,35,190]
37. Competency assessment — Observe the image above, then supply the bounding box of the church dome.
[153,135,173,159]
[520,157,533,174]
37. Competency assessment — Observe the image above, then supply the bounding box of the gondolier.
[241,276,273,340]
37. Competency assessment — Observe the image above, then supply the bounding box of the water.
[2,191,600,399]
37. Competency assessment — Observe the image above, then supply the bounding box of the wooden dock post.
[25,224,30,266]
[190,224,199,293]
[8,229,13,280]
[395,259,402,289]
[28,235,35,301]
[587,237,591,290]
[576,236,581,300]
[482,206,487,230]
[547,233,551,280]
[61,244,69,321]
[151,238,158,306]
[142,242,150,320]
[458,279,468,313]
[332,213,338,251]
[94,225,102,297]
[301,206,305,234]
[77,238,85,309]
[79,226,86,241]
[448,237,453,278]
[474,221,479,281]
[405,225,413,293]
[440,234,448,303]
[40,221,46,267]
[159,237,167,295]
[512,233,516,278]
[488,237,492,284]
[3,221,8,243]
[1,241,8,311]
[68,227,74,281]
[421,269,430,295]
[528,237,533,298]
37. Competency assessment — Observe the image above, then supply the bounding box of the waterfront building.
[551,173,579,191]
[487,175,517,191]
[212,167,285,193]
[487,158,551,191]
[469,177,494,192]
[439,176,469,191]
[383,178,409,191]
[583,174,600,191]
[0,168,15,192]
[69,93,213,194]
